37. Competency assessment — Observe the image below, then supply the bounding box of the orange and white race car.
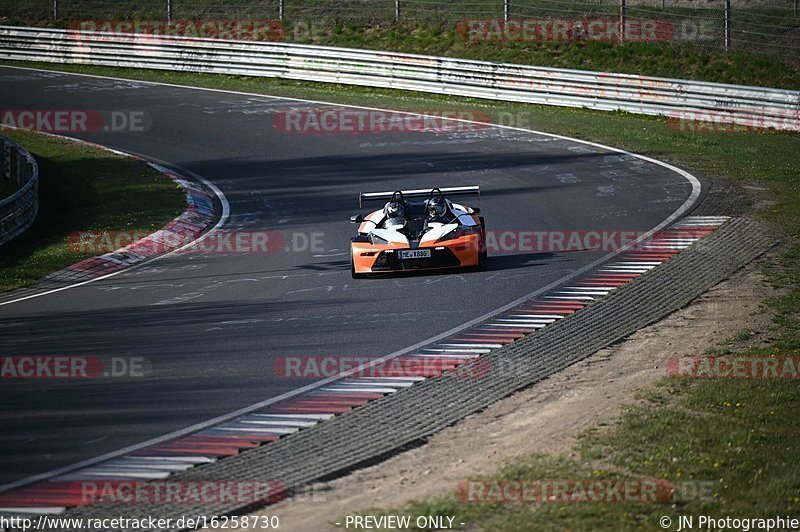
[349,186,487,278]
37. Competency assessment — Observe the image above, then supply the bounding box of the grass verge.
[0,129,185,292]
[352,344,800,530]
[3,62,800,529]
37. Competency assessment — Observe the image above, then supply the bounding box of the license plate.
[399,249,432,260]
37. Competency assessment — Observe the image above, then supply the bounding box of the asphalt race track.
[0,65,695,487]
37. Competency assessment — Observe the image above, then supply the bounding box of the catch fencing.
[3,0,799,57]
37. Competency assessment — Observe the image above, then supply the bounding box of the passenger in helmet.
[383,200,406,229]
[426,195,450,225]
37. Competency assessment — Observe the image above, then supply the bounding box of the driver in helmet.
[383,200,406,229]
[426,195,450,225]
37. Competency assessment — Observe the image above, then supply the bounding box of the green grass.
[0,129,185,291]
[338,342,800,528]
[3,62,799,530]
[350,368,800,531]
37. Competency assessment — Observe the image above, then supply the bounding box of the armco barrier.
[0,26,798,132]
[0,135,38,247]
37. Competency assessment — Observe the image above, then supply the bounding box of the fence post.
[52,0,58,20]
[20,158,28,187]
[167,0,172,21]
[724,0,731,51]
[395,0,400,22]
[9,147,19,190]
[18,149,24,190]
[279,0,284,21]
[17,151,25,190]
[619,0,627,42]
[504,0,509,22]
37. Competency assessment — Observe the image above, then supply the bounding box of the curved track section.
[0,65,698,488]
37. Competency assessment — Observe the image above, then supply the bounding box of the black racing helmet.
[385,200,405,220]
[428,195,447,218]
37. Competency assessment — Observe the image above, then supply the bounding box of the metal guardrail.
[0,135,39,247]
[0,25,797,132]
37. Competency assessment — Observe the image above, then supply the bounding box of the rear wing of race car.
[359,186,480,208]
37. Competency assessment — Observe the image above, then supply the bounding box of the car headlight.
[438,227,463,242]
[370,233,389,245]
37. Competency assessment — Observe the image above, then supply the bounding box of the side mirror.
[472,207,481,214]
[350,214,364,224]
